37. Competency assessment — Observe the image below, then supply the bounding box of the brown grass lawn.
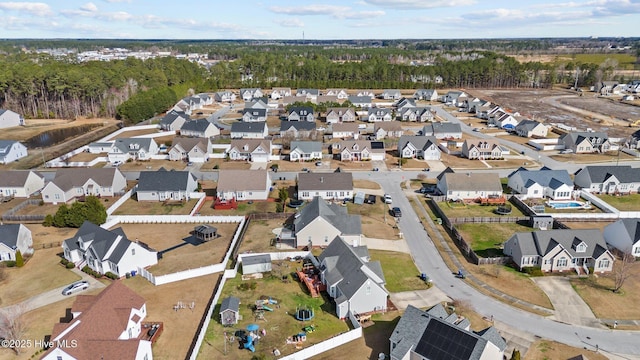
[272,160,324,172]
[198,268,350,360]
[571,260,640,320]
[112,198,199,215]
[111,128,160,139]
[0,247,81,307]
[24,224,77,248]
[353,179,381,190]
[333,160,374,171]
[118,159,187,171]
[123,274,220,360]
[237,219,290,253]
[347,202,400,239]
[485,157,539,169]
[436,201,527,218]
[198,199,279,216]
[524,339,607,360]
[549,151,636,163]
[153,135,175,146]
[200,159,252,170]
[440,153,491,169]
[66,151,104,162]
[596,193,640,211]
[384,155,426,170]
[13,202,60,217]
[560,221,615,232]
[111,223,238,275]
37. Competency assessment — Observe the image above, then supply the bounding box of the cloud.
[269,4,351,16]
[103,0,132,3]
[343,10,386,19]
[362,0,475,9]
[0,2,53,16]
[80,2,98,12]
[275,18,305,27]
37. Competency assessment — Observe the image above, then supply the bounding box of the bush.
[66,262,76,269]
[5,261,17,267]
[43,214,53,227]
[104,272,119,280]
[60,258,69,266]
[237,281,257,291]
[51,196,107,228]
[213,164,219,169]
[15,250,24,267]
[523,267,544,277]
[81,265,102,278]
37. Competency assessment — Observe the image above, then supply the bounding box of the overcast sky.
[0,0,639,40]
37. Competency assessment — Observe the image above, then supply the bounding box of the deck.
[296,269,326,298]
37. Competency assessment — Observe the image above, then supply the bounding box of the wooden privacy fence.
[2,199,46,222]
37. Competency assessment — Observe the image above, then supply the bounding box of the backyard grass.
[111,128,160,139]
[198,266,350,360]
[238,219,291,254]
[549,151,636,163]
[456,222,533,258]
[559,221,615,232]
[12,202,60,217]
[524,339,608,360]
[436,201,527,218]
[353,179,381,190]
[334,160,374,171]
[112,198,199,215]
[368,250,431,292]
[485,157,539,169]
[596,193,640,211]
[118,159,187,171]
[197,199,278,216]
[439,153,493,169]
[66,151,104,162]
[346,201,400,239]
[200,159,252,170]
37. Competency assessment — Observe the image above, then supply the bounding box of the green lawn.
[436,201,527,218]
[570,53,638,70]
[596,194,640,211]
[369,250,431,292]
[456,222,533,258]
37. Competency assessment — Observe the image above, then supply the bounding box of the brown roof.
[217,170,269,192]
[442,172,503,192]
[229,139,271,153]
[0,170,42,187]
[374,122,402,131]
[45,281,147,359]
[331,123,358,132]
[298,172,353,191]
[51,168,121,191]
[171,137,208,152]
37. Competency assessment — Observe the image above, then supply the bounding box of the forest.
[0,38,637,123]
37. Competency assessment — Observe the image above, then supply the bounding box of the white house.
[41,168,127,204]
[324,89,349,99]
[216,169,270,201]
[168,137,212,163]
[290,197,361,248]
[0,140,28,164]
[507,168,574,200]
[574,166,640,194]
[88,141,114,154]
[330,123,359,139]
[515,120,548,138]
[230,121,268,139]
[374,122,404,140]
[0,170,45,198]
[214,91,236,102]
[325,108,356,123]
[270,87,291,100]
[380,89,402,100]
[604,219,640,257]
[348,96,373,108]
[288,107,315,122]
[437,171,503,201]
[489,111,519,129]
[227,139,272,163]
[136,169,198,202]
[179,119,220,138]
[159,110,189,131]
[397,136,441,160]
[108,138,159,164]
[289,141,323,162]
[297,172,353,201]
[239,88,263,101]
[242,108,267,122]
[0,109,24,129]
[366,108,393,122]
[413,89,438,101]
[331,140,385,161]
[0,224,33,262]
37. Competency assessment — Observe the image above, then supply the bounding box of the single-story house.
[159,110,190,131]
[573,165,640,194]
[41,168,127,204]
[219,296,241,326]
[504,229,614,274]
[559,131,611,154]
[462,139,506,160]
[324,89,349,99]
[330,123,359,139]
[289,141,323,162]
[374,122,404,140]
[242,108,267,122]
[230,121,268,139]
[489,111,518,129]
[297,172,353,201]
[507,167,574,200]
[193,225,217,242]
[331,140,385,161]
[216,169,270,201]
[179,119,220,138]
[136,168,198,202]
[280,121,316,138]
[366,108,393,122]
[422,122,462,139]
[288,106,315,122]
[42,281,153,360]
[603,219,640,257]
[318,237,387,319]
[0,140,28,164]
[413,89,438,101]
[0,224,33,262]
[291,196,362,248]
[62,221,158,276]
[399,107,433,122]
[437,171,503,201]
[397,136,441,160]
[348,95,373,108]
[380,89,402,100]
[168,137,212,163]
[227,139,272,163]
[0,170,45,198]
[0,109,24,129]
[325,107,356,123]
[270,87,291,100]
[515,120,548,138]
[240,88,263,101]
[87,141,114,154]
[242,254,272,275]
[108,138,159,164]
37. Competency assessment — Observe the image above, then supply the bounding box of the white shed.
[242,254,272,275]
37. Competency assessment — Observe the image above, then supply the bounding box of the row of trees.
[43,196,107,228]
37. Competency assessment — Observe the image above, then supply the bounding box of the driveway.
[531,277,605,328]
[360,236,410,253]
[390,286,451,311]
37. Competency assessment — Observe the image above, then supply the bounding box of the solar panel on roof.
[414,319,478,360]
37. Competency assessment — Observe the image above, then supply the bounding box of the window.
[324,236,328,243]
[54,194,60,200]
[302,192,309,198]
[132,248,136,256]
[598,259,610,268]
[576,243,586,253]
[557,257,568,267]
[634,247,640,255]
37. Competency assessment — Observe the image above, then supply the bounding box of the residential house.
[0,170,45,198]
[230,121,268,139]
[437,171,503,201]
[242,108,268,122]
[380,89,402,100]
[168,137,212,163]
[574,165,640,194]
[244,98,269,110]
[399,107,433,122]
[330,123,359,139]
[515,120,548,138]
[108,138,159,164]
[172,96,201,115]
[280,96,298,108]
[332,140,385,161]
[214,90,236,103]
[423,122,462,139]
[594,81,619,95]
[219,296,241,326]
[317,237,387,319]
[0,109,24,129]
[442,90,468,107]
[297,172,353,201]
[477,105,503,120]
[288,106,315,122]
[42,281,154,360]
[159,110,189,131]
[0,224,33,262]
[270,87,291,100]
[374,122,404,140]
[559,132,611,154]
[507,167,574,200]
[314,95,338,105]
[136,168,198,201]
[324,89,349,99]
[290,197,361,248]
[296,88,319,101]
[87,142,114,154]
[0,140,27,164]
[325,107,356,123]
[462,139,505,160]
[239,88,263,101]
[389,304,506,360]
[413,89,438,101]
[397,136,441,161]
[394,97,416,112]
[227,139,272,163]
[348,95,373,108]
[464,98,491,114]
[41,168,127,204]
[179,119,220,138]
[280,121,316,139]
[366,108,393,122]
[195,93,213,106]
[355,90,376,98]
[603,219,640,257]
[216,169,270,201]
[489,110,519,129]
[504,229,614,274]
[289,141,323,162]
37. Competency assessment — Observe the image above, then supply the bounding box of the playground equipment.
[295,307,315,321]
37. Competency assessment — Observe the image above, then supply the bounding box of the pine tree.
[510,349,521,360]
[15,250,24,267]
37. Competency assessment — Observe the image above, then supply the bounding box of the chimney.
[320,176,324,183]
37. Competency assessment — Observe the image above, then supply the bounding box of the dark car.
[366,194,377,204]
[391,207,402,217]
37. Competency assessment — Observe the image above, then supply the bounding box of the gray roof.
[288,106,314,116]
[243,254,271,266]
[413,89,436,97]
[242,107,267,117]
[0,170,42,187]
[507,229,610,259]
[180,119,213,133]
[294,197,361,236]
[64,221,131,264]
[296,88,319,96]
[442,172,502,192]
[347,96,372,104]
[575,165,640,184]
[51,168,121,191]
[423,122,462,136]
[171,137,208,152]
[398,135,438,152]
[160,110,189,125]
[194,224,217,235]
[298,172,353,192]
[220,296,240,313]
[0,224,24,248]
[0,140,21,154]
[508,168,573,189]
[290,141,322,153]
[280,121,316,132]
[230,121,266,134]
[367,108,392,116]
[112,138,155,154]
[137,168,195,192]
[476,326,507,351]
[559,131,608,145]
[515,119,542,132]
[607,219,640,248]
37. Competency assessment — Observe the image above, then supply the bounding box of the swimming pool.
[546,200,591,209]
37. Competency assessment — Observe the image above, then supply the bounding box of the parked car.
[366,194,377,204]
[317,127,326,131]
[62,280,89,296]
[391,207,402,217]
[358,124,367,129]
[384,194,392,204]
[315,161,322,166]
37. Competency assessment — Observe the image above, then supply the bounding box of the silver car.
[62,280,89,296]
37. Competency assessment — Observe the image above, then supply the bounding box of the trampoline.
[295,307,315,321]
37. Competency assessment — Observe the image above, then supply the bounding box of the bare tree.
[0,304,28,354]
[613,252,636,293]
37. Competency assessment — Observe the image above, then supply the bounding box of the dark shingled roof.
[294,197,361,236]
[137,168,195,192]
[220,296,240,313]
[230,121,267,133]
[0,224,24,248]
[298,172,353,191]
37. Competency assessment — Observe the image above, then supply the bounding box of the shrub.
[60,258,69,266]
[15,250,24,267]
[51,196,107,228]
[39,200,44,206]
[104,272,119,280]
[5,261,17,267]
[66,262,76,269]
[43,214,53,227]
[81,265,102,278]
[523,267,544,277]
[213,164,219,169]
[237,281,257,291]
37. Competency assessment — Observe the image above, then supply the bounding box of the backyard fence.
[2,199,46,222]
[449,216,528,224]
[105,190,132,215]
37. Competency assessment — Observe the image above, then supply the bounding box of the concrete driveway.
[390,286,451,311]
[532,277,605,328]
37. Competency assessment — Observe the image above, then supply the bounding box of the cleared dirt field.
[110,128,161,139]
[559,96,640,123]
[200,159,252,170]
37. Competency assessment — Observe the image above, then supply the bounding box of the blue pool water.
[548,201,584,209]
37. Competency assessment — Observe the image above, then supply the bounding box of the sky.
[0,0,639,40]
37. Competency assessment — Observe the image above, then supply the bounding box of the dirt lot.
[7,117,117,142]
[559,96,640,123]
[110,128,161,139]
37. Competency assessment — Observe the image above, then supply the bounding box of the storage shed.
[194,225,218,242]
[242,254,272,275]
[219,296,240,326]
